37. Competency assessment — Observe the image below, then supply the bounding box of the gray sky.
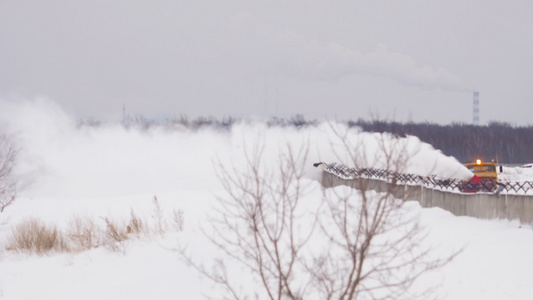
[1,0,532,125]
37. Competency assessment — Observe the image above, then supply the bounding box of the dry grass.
[127,209,147,238]
[102,211,148,253]
[66,215,103,252]
[173,209,184,232]
[7,218,69,254]
[102,217,129,253]
[4,197,184,255]
[152,196,166,235]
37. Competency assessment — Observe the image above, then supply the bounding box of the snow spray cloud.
[0,98,324,198]
[0,98,236,198]
[0,98,471,198]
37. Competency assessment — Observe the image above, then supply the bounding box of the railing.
[314,162,533,194]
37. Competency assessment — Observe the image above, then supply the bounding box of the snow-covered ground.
[499,164,533,182]
[1,99,533,299]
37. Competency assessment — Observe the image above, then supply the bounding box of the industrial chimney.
[473,91,479,125]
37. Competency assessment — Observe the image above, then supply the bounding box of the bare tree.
[307,183,451,300]
[0,134,18,212]
[181,128,457,299]
[180,140,317,299]
[309,125,458,300]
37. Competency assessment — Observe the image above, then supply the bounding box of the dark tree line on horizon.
[78,114,533,164]
[348,120,533,164]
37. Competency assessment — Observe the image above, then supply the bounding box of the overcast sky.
[1,1,532,125]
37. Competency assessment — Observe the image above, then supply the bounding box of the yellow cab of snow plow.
[465,159,498,181]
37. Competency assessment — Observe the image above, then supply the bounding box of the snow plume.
[0,99,470,198]
[321,123,472,180]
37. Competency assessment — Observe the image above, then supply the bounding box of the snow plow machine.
[461,159,504,194]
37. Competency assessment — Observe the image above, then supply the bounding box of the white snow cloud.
[0,99,470,198]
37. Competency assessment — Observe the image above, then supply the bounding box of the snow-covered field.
[1,99,533,299]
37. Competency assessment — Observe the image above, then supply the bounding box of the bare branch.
[0,134,18,213]
[187,139,315,299]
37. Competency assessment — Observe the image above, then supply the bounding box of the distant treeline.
[78,114,319,131]
[348,120,533,164]
[78,115,533,164]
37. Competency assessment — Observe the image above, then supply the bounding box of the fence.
[318,163,533,224]
[317,162,533,193]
